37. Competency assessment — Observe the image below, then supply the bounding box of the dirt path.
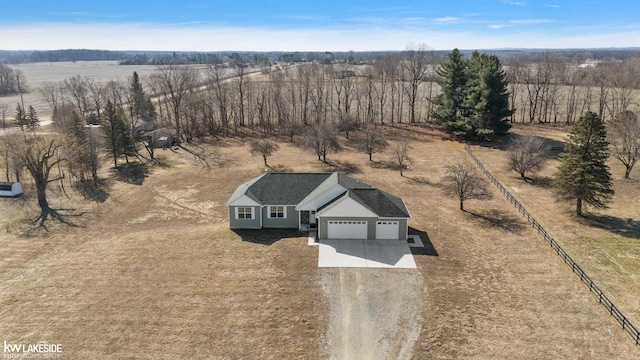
[321,268,424,360]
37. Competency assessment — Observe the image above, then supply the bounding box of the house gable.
[226,194,261,207]
[316,195,378,218]
[296,183,346,211]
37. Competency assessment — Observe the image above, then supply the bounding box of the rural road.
[321,268,424,360]
[0,118,53,136]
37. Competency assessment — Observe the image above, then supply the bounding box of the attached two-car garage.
[327,220,368,239]
[326,220,400,240]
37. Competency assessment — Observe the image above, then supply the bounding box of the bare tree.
[0,134,24,182]
[39,81,62,115]
[303,122,341,163]
[505,56,527,123]
[608,110,640,179]
[375,54,400,124]
[523,59,549,124]
[392,139,410,176]
[0,65,18,96]
[296,64,313,125]
[64,75,90,117]
[0,102,9,129]
[17,136,69,226]
[154,65,199,141]
[333,62,356,119]
[250,138,280,167]
[357,125,388,161]
[232,64,249,128]
[206,66,232,136]
[86,79,107,118]
[441,160,490,211]
[402,44,432,123]
[507,135,547,179]
[338,114,358,139]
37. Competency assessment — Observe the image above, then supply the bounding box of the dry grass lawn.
[1,124,639,358]
[472,123,640,328]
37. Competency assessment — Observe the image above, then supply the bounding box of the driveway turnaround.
[317,239,417,268]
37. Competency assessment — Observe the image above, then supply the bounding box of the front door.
[309,211,317,228]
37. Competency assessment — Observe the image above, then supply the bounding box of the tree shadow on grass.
[465,209,525,234]
[524,175,554,189]
[405,175,435,186]
[324,160,361,174]
[369,160,397,170]
[232,228,308,246]
[110,163,150,186]
[76,179,110,203]
[178,143,229,168]
[580,214,640,239]
[268,164,293,173]
[408,227,438,256]
[35,207,86,230]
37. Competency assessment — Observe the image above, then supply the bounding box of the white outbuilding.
[0,182,23,197]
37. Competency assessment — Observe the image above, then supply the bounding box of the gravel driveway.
[320,268,424,359]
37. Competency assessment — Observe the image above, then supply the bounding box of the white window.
[236,207,254,220]
[268,206,286,219]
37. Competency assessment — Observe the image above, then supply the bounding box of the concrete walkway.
[314,238,417,269]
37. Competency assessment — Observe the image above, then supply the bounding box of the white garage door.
[376,221,399,240]
[327,221,368,239]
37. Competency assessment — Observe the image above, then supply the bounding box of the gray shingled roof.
[244,173,332,205]
[349,189,410,218]
[229,172,409,218]
[336,173,372,190]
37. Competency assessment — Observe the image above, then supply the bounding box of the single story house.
[226,172,410,240]
[0,182,23,197]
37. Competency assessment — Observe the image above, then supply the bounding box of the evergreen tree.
[432,49,512,138]
[463,52,512,137]
[64,111,99,184]
[129,71,155,127]
[431,48,468,135]
[27,105,40,130]
[15,103,27,130]
[555,111,614,216]
[102,101,129,168]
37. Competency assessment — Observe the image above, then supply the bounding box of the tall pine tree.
[431,49,512,138]
[431,48,469,135]
[15,103,27,131]
[102,100,129,168]
[27,105,40,130]
[129,71,156,129]
[463,52,512,137]
[555,111,614,216]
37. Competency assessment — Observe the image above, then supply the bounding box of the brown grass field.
[1,124,640,358]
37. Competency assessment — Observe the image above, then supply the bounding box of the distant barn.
[0,182,23,197]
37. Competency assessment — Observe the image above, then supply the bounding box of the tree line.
[2,46,640,226]
[0,64,27,96]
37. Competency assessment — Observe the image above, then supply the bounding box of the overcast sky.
[1,0,639,51]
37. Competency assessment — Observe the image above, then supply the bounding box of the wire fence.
[465,145,640,346]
